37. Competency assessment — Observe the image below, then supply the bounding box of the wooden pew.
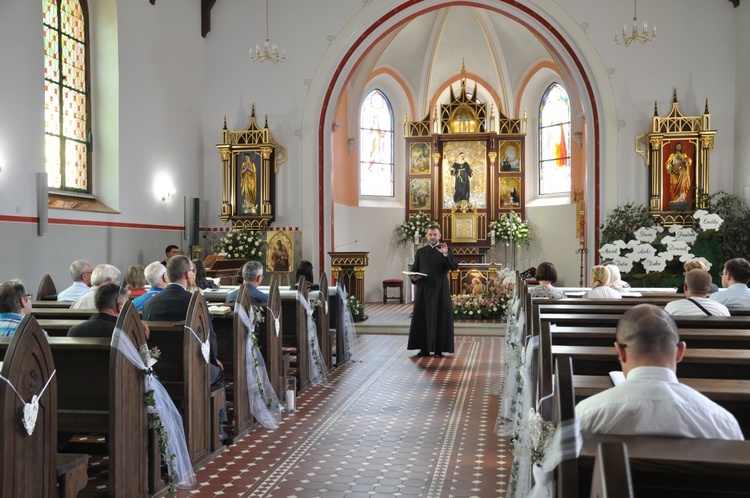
[550,325,750,349]
[280,277,311,392]
[588,442,634,498]
[1,315,63,497]
[330,279,348,367]
[37,274,58,301]
[225,283,253,439]
[240,280,284,393]
[145,292,223,469]
[311,272,331,372]
[31,308,97,319]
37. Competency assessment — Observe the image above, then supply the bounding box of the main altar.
[403,62,526,294]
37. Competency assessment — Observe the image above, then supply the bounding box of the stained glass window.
[538,83,571,196]
[44,0,90,192]
[359,90,394,197]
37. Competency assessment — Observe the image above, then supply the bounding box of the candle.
[490,229,495,246]
[414,232,419,246]
[286,389,296,412]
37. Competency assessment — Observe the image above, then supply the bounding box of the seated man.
[57,259,92,302]
[133,261,168,311]
[0,280,33,337]
[575,304,743,440]
[710,257,750,308]
[665,269,730,316]
[143,256,231,443]
[70,264,121,309]
[225,261,268,304]
[68,283,128,338]
[161,244,180,266]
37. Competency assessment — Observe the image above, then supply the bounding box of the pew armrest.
[56,453,89,498]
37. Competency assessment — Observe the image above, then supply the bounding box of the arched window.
[538,83,571,196]
[359,90,394,197]
[44,0,90,192]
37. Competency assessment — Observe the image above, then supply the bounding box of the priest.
[408,225,458,358]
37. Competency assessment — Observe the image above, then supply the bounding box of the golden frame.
[409,142,431,175]
[451,212,478,243]
[409,178,431,210]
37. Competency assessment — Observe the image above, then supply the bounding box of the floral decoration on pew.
[213,228,265,261]
[395,212,438,246]
[452,268,515,319]
[508,407,556,497]
[490,211,531,248]
[140,344,180,495]
[248,308,277,410]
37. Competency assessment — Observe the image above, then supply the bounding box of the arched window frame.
[359,89,394,197]
[538,83,571,196]
[44,0,91,193]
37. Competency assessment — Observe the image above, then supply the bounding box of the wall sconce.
[160,191,174,202]
[573,131,583,148]
[153,173,175,202]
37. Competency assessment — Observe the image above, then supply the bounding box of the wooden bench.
[310,272,331,372]
[37,273,58,301]
[144,292,224,469]
[1,315,88,497]
[279,278,311,392]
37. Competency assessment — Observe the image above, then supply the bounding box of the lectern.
[329,252,369,315]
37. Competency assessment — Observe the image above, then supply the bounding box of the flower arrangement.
[512,407,556,465]
[213,229,265,261]
[347,296,364,318]
[489,211,530,248]
[140,344,180,495]
[395,213,438,246]
[452,268,515,320]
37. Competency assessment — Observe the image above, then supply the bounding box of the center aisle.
[176,334,511,497]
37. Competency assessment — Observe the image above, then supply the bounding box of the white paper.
[609,371,626,386]
[402,271,427,277]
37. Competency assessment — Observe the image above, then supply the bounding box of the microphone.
[335,240,358,250]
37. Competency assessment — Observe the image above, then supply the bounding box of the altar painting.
[499,177,521,209]
[442,141,487,209]
[460,270,487,296]
[267,231,294,273]
[661,140,696,212]
[409,178,431,210]
[499,140,522,171]
[409,143,431,175]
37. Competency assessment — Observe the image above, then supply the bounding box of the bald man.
[575,304,742,440]
[665,269,730,316]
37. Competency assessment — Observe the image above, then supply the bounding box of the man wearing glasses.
[710,258,750,308]
[0,280,33,337]
[57,260,93,302]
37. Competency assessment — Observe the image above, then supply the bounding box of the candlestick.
[414,232,419,247]
[490,229,496,246]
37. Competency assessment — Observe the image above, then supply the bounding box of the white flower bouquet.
[395,212,438,246]
[213,229,265,261]
[490,212,531,248]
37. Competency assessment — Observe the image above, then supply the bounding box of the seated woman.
[528,262,566,299]
[606,264,631,290]
[193,258,219,290]
[678,259,719,294]
[290,260,319,291]
[584,265,622,299]
[124,264,148,297]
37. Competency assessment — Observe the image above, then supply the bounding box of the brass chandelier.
[615,0,656,47]
[250,0,285,64]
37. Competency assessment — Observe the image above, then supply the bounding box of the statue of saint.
[666,142,692,206]
[240,154,257,213]
[451,151,472,204]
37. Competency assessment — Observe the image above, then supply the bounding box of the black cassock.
[407,244,458,353]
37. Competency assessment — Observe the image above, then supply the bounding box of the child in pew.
[575,304,743,440]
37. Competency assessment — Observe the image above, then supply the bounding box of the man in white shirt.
[665,269,730,316]
[57,260,92,302]
[575,304,743,440]
[70,264,121,309]
[710,258,750,308]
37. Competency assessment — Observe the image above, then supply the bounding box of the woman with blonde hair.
[584,265,622,299]
[124,265,148,297]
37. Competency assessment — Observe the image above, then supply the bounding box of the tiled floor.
[169,333,511,497]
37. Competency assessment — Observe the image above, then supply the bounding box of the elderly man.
[710,257,750,308]
[70,264,121,309]
[133,261,168,311]
[143,255,231,444]
[0,280,33,337]
[225,261,268,304]
[68,283,129,338]
[57,260,93,302]
[575,304,742,440]
[665,269,730,316]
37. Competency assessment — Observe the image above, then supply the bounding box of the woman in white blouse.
[584,265,623,299]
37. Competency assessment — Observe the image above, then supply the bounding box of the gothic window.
[44,0,90,192]
[359,89,394,197]
[538,83,571,196]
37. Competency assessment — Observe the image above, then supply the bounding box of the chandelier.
[614,0,656,46]
[250,0,285,64]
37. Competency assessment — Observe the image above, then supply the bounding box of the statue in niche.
[451,150,472,204]
[666,142,692,209]
[240,153,257,213]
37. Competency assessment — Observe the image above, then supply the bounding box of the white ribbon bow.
[185,326,210,363]
[0,371,56,436]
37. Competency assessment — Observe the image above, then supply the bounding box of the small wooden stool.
[382,279,404,304]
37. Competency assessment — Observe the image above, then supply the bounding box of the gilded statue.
[665,142,692,205]
[240,154,257,213]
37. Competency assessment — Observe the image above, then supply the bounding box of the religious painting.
[661,140,696,212]
[451,212,477,243]
[499,177,521,209]
[460,270,487,296]
[499,140,522,172]
[442,141,487,209]
[409,178,431,210]
[409,142,431,175]
[235,151,262,215]
[266,231,294,273]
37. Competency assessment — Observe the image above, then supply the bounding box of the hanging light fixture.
[250,0,285,64]
[614,0,656,46]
